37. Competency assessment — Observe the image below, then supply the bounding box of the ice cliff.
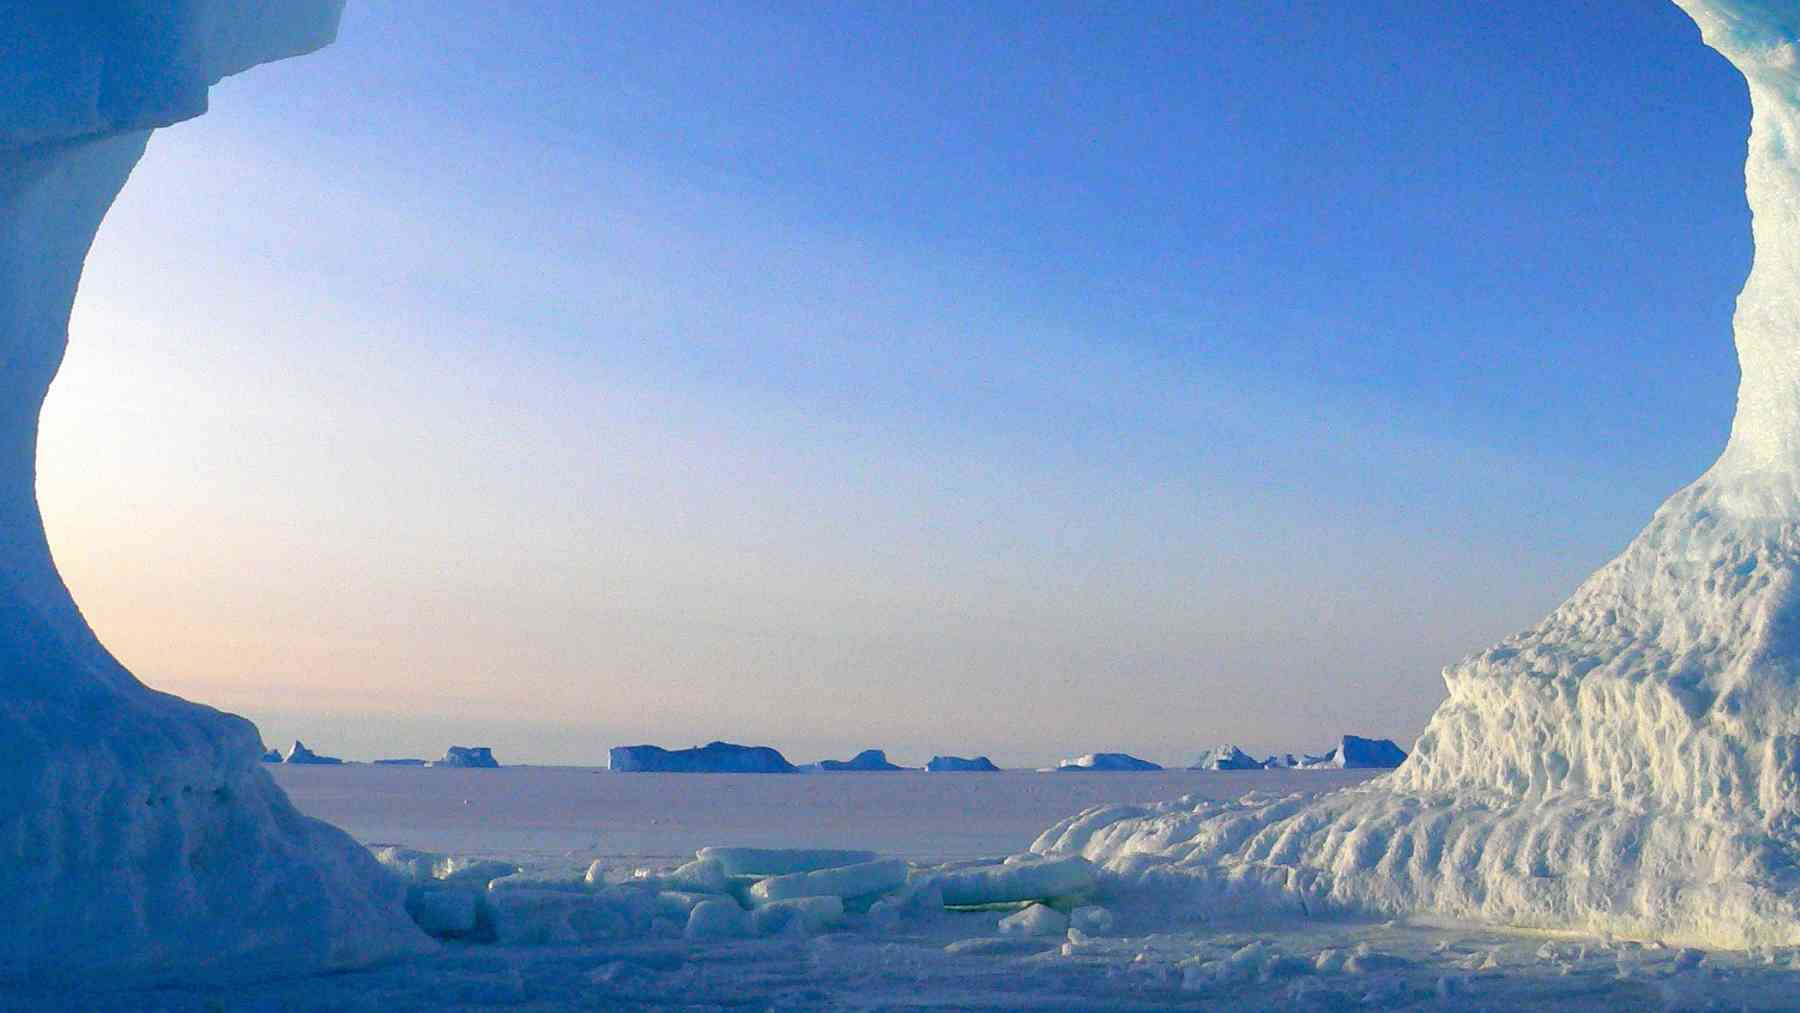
[1035,0,1800,950]
[0,1,427,980]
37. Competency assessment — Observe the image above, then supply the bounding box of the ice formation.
[813,748,905,771]
[438,745,500,768]
[284,739,344,765]
[1055,752,1162,772]
[1032,0,1800,950]
[926,754,1000,772]
[0,1,427,978]
[609,741,799,773]
[1190,745,1263,771]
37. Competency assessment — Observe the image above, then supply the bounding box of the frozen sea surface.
[268,765,1382,870]
[27,766,1800,1011]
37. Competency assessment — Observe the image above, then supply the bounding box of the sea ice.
[747,858,909,904]
[696,847,880,876]
[997,903,1068,938]
[929,856,1096,907]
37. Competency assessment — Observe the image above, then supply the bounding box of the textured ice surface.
[1027,2,1800,949]
[0,0,426,980]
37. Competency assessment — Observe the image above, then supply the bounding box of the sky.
[38,1,1754,767]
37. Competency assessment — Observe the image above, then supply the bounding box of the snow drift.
[0,1,427,980]
[1036,0,1800,950]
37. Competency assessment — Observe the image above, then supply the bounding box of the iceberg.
[1189,745,1263,771]
[1033,0,1800,950]
[437,745,500,768]
[1306,735,1407,769]
[925,755,1000,772]
[0,1,428,977]
[608,741,798,773]
[283,740,344,765]
[1055,752,1162,772]
[813,748,905,771]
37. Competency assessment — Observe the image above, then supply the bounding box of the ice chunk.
[752,896,844,936]
[696,847,880,877]
[368,845,518,887]
[487,887,650,945]
[1070,905,1115,934]
[609,741,797,773]
[684,899,751,940]
[1055,752,1161,772]
[487,872,591,894]
[406,884,481,938]
[925,755,1000,772]
[748,858,908,904]
[997,903,1068,938]
[584,859,607,886]
[931,856,1096,906]
[665,858,730,894]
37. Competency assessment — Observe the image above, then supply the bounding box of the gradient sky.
[39,1,1753,767]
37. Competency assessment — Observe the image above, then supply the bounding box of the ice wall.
[1035,0,1800,949]
[0,2,428,979]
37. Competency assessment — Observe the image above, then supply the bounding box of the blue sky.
[41,1,1755,766]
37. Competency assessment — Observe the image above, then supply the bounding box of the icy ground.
[16,767,1800,1011]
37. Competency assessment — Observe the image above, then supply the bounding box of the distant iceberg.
[1304,735,1407,769]
[260,747,283,764]
[925,755,999,772]
[609,741,798,773]
[813,749,904,772]
[284,740,344,765]
[1189,745,1262,771]
[438,746,500,768]
[374,758,427,767]
[1056,752,1161,772]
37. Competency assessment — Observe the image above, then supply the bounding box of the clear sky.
[40,1,1753,767]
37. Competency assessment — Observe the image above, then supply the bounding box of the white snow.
[0,0,426,979]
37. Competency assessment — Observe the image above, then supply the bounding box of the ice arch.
[1035,0,1800,949]
[0,3,427,977]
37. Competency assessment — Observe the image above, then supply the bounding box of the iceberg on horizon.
[925,755,1000,772]
[284,740,345,765]
[437,746,500,768]
[1055,752,1162,772]
[609,741,798,773]
[1189,745,1263,771]
[812,749,905,771]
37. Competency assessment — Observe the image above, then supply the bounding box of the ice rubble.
[372,843,1101,947]
[0,0,427,979]
[1030,1,1800,949]
[609,741,799,772]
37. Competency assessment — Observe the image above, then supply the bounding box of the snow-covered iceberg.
[0,0,428,979]
[1189,745,1263,771]
[813,749,905,771]
[1056,752,1162,772]
[609,741,798,773]
[1034,1,1800,950]
[925,755,999,772]
[437,745,500,768]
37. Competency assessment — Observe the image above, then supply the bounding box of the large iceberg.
[1189,745,1263,771]
[0,1,427,979]
[1034,0,1800,950]
[609,741,799,773]
[1055,752,1162,772]
[437,746,500,768]
[925,754,1000,772]
[813,749,905,771]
